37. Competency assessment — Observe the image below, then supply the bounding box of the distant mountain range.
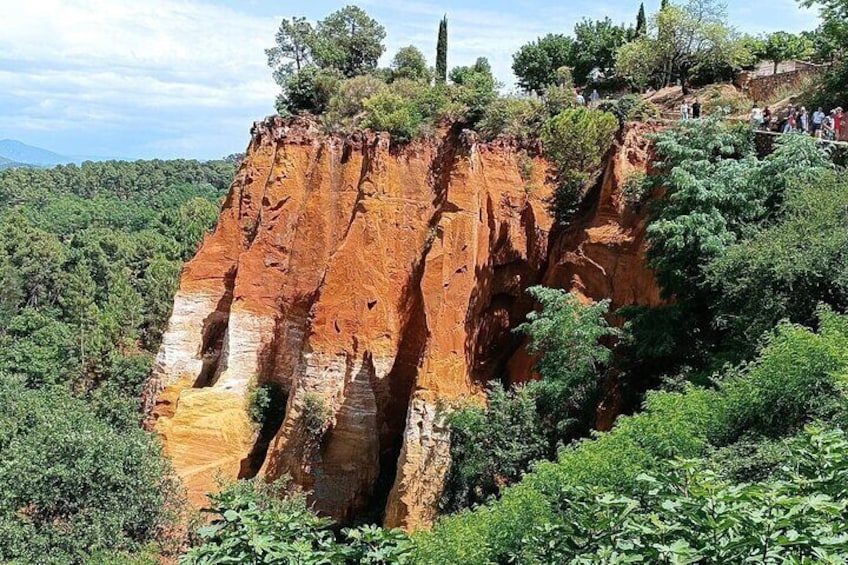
[0,155,28,169]
[0,139,121,169]
[0,139,74,168]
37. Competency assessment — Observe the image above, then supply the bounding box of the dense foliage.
[540,107,618,223]
[0,377,181,564]
[0,159,232,563]
[615,121,837,380]
[616,0,753,92]
[414,308,848,563]
[442,288,618,514]
[181,479,413,565]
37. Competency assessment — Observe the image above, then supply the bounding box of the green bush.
[362,90,424,142]
[322,74,386,132]
[0,378,180,564]
[620,169,650,205]
[541,107,618,224]
[512,427,848,564]
[441,287,618,515]
[301,392,332,439]
[181,478,413,564]
[449,58,499,124]
[247,382,288,426]
[415,310,848,563]
[599,94,661,125]
[441,384,546,514]
[475,96,542,142]
[277,66,343,115]
[710,171,848,353]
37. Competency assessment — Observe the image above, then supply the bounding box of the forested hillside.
[0,159,233,563]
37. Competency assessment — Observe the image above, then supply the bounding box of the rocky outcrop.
[149,117,662,530]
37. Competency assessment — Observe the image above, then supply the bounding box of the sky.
[0,0,821,160]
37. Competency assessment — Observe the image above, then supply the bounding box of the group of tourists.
[751,103,848,141]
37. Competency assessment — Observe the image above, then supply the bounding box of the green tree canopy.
[390,45,430,82]
[571,18,629,83]
[512,34,574,94]
[756,31,814,74]
[310,5,386,77]
[616,0,751,92]
[266,16,313,86]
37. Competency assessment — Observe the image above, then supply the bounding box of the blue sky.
[0,0,820,160]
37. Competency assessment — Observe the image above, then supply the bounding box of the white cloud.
[0,0,822,159]
[0,0,279,158]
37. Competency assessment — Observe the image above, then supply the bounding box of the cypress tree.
[636,3,647,35]
[436,15,448,84]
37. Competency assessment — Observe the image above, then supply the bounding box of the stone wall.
[738,65,826,104]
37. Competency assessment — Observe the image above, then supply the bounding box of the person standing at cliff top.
[680,100,690,120]
[783,104,796,133]
[799,107,810,134]
[813,107,825,138]
[823,111,836,140]
[751,103,764,129]
[691,99,702,119]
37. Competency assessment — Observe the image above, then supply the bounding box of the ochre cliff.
[148,117,661,531]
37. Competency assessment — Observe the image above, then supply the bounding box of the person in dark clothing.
[691,99,701,119]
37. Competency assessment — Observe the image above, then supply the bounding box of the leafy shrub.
[0,377,180,564]
[620,169,650,205]
[301,392,332,439]
[247,382,288,426]
[710,171,848,350]
[540,83,575,118]
[441,384,546,514]
[362,90,423,142]
[599,94,660,125]
[541,107,618,224]
[638,119,836,369]
[277,66,343,115]
[517,287,618,389]
[513,427,848,564]
[441,287,618,515]
[701,86,753,117]
[181,478,413,564]
[476,96,542,142]
[416,311,848,563]
[322,75,386,132]
[448,58,499,124]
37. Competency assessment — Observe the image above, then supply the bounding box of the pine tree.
[660,0,670,10]
[436,15,448,84]
[636,3,647,35]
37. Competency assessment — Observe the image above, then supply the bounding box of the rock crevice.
[150,117,662,529]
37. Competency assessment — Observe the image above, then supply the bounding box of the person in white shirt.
[575,91,586,105]
[751,104,764,129]
[680,100,690,120]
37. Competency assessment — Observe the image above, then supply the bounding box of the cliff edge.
[148,117,661,530]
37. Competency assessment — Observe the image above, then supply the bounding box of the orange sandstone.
[149,117,661,530]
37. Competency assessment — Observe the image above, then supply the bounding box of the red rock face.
[150,118,662,530]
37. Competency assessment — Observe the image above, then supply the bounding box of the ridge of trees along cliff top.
[267,0,841,146]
